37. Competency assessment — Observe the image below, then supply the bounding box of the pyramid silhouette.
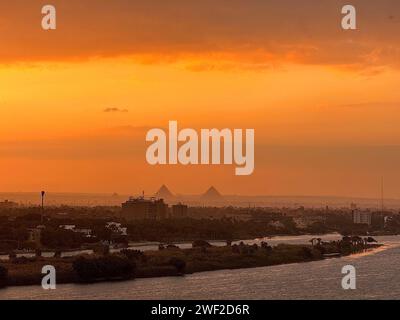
[201,186,223,199]
[155,185,174,199]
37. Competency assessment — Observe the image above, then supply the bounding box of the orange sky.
[1,0,400,198]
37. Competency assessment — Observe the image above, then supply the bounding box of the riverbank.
[0,238,381,288]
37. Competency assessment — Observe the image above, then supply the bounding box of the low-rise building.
[74,228,92,237]
[353,211,372,225]
[59,224,93,237]
[59,224,76,231]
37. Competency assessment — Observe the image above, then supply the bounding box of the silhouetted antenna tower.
[381,176,384,213]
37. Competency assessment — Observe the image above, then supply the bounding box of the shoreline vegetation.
[0,236,381,288]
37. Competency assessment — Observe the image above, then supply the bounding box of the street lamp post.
[41,191,45,224]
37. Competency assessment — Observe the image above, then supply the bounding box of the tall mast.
[381,176,384,213]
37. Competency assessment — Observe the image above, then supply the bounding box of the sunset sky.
[1,0,400,198]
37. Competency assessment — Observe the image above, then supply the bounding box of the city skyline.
[1,0,400,197]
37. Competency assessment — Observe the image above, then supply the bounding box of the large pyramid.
[201,186,223,200]
[155,185,174,199]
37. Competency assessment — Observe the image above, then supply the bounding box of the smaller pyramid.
[155,185,174,199]
[201,186,223,200]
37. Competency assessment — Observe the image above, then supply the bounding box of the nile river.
[1,234,399,300]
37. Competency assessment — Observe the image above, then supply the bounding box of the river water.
[1,234,399,300]
[0,233,340,260]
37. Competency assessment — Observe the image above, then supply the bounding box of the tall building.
[171,203,188,218]
[352,211,372,225]
[121,196,168,221]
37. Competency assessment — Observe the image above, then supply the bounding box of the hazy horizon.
[0,190,397,210]
[0,189,395,200]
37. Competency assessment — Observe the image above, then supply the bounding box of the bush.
[169,257,186,273]
[166,244,180,250]
[11,256,35,264]
[314,244,326,255]
[8,251,16,259]
[0,265,8,288]
[41,228,85,249]
[73,255,136,282]
[192,240,212,248]
[301,247,314,259]
[120,249,147,263]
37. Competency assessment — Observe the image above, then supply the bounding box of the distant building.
[268,220,286,229]
[293,216,325,229]
[0,200,18,209]
[224,213,252,221]
[171,203,188,218]
[74,228,92,237]
[353,211,371,225]
[59,224,76,231]
[383,215,394,228]
[121,196,168,220]
[55,212,69,217]
[59,224,92,237]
